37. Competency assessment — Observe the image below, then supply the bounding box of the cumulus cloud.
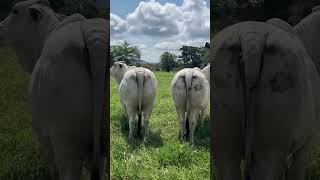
[133,43,147,49]
[110,13,128,35]
[154,41,182,50]
[181,0,210,38]
[127,0,183,36]
[111,0,209,38]
[125,0,209,38]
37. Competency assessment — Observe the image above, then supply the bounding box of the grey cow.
[211,18,320,180]
[0,0,108,179]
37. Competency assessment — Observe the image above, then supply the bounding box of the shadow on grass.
[194,115,210,149]
[118,114,164,149]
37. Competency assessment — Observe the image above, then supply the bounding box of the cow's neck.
[14,15,59,73]
[294,13,320,73]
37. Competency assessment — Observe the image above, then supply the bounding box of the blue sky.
[110,0,210,63]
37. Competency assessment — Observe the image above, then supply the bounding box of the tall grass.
[0,48,49,179]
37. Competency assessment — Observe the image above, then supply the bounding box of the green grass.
[110,71,210,180]
[0,48,49,179]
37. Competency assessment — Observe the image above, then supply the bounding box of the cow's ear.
[28,5,43,21]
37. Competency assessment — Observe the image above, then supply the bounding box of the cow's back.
[120,67,157,110]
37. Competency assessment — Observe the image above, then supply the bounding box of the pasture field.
[0,48,49,179]
[110,71,211,179]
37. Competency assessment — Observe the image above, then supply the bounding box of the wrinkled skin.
[0,0,108,179]
[110,61,157,141]
[211,20,320,180]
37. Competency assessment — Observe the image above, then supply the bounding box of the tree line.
[0,0,109,20]
[111,41,209,72]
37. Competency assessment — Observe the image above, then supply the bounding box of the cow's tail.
[81,19,108,180]
[239,32,267,180]
[183,70,194,140]
[136,69,145,137]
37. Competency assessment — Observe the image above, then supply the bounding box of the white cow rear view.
[110,61,157,141]
[171,68,209,144]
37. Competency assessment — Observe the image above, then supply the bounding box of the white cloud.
[127,0,183,36]
[154,41,182,50]
[110,13,128,35]
[133,43,147,49]
[124,0,209,38]
[181,0,210,38]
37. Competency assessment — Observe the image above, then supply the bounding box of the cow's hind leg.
[51,133,84,180]
[99,154,107,180]
[200,103,209,127]
[252,142,287,180]
[37,133,59,179]
[120,98,127,117]
[188,110,199,145]
[142,105,154,141]
[213,104,242,180]
[127,107,136,140]
[176,108,186,141]
[199,108,207,127]
[32,121,59,180]
[287,140,313,180]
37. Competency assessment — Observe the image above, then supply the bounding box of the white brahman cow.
[171,67,210,144]
[110,61,157,141]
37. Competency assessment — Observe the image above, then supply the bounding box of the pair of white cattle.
[110,61,210,144]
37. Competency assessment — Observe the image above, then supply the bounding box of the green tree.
[200,47,209,67]
[160,52,176,72]
[178,46,202,68]
[58,0,98,18]
[111,41,141,66]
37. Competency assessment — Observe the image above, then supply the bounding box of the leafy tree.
[178,46,203,68]
[200,47,209,67]
[111,41,141,66]
[160,52,177,72]
[58,0,98,18]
